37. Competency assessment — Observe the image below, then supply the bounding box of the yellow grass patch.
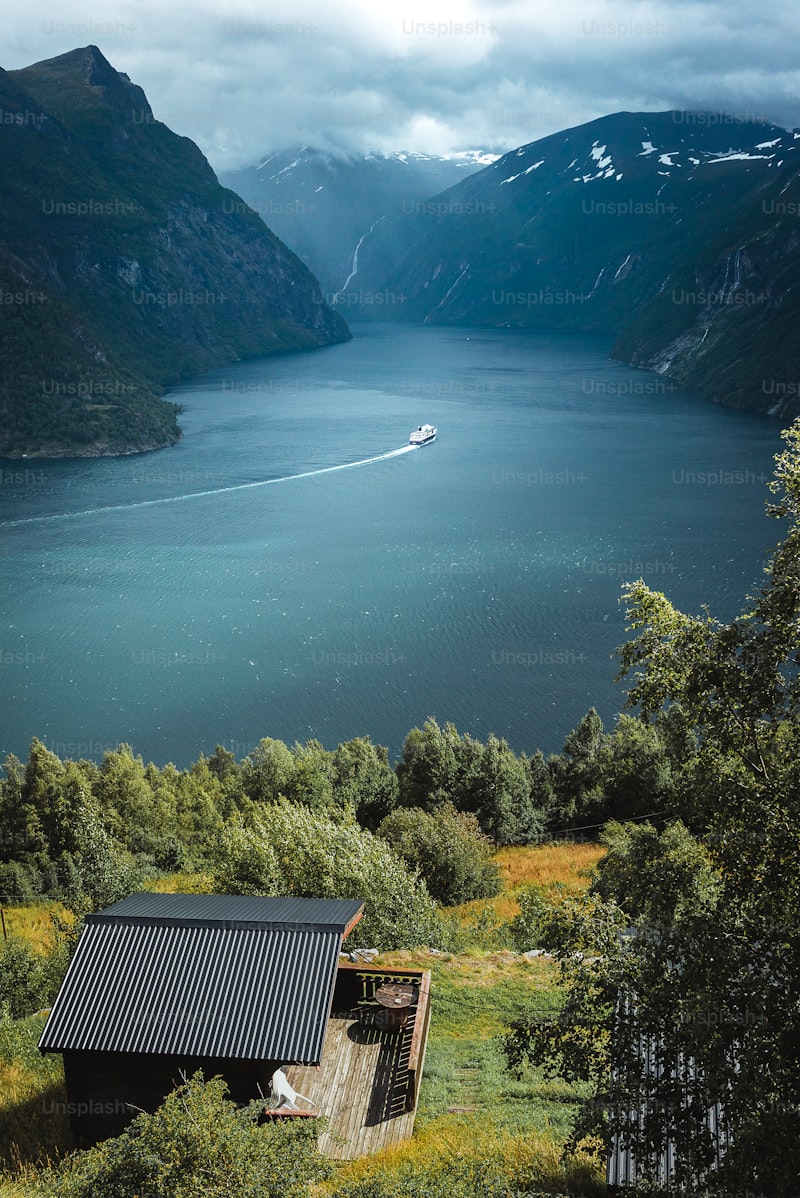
[0,1180,35,1198]
[0,903,72,954]
[147,872,214,894]
[321,1114,603,1195]
[495,842,605,892]
[450,842,605,928]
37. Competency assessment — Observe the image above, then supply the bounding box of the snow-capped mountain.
[219,148,495,297]
[345,111,800,414]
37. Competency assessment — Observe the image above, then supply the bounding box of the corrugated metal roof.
[39,894,364,1061]
[90,893,363,931]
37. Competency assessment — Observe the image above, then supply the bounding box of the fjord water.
[0,324,782,766]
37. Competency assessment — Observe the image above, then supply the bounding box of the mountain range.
[343,111,800,416]
[0,46,349,458]
[219,148,494,298]
[3,48,799,455]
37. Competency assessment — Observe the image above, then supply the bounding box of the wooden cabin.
[37,893,427,1152]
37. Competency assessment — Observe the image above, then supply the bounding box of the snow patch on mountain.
[449,150,500,167]
[498,154,544,182]
[706,151,774,162]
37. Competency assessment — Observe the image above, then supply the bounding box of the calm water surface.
[0,324,782,765]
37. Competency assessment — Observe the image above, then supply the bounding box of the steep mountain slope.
[0,47,349,458]
[220,148,494,297]
[346,110,800,414]
[610,155,800,415]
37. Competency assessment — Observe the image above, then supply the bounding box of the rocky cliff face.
[610,158,800,416]
[0,46,350,458]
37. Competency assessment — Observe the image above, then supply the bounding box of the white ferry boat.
[409,423,437,446]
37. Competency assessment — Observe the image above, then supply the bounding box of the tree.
[61,802,144,915]
[147,761,223,869]
[525,749,556,827]
[505,419,800,1195]
[591,819,722,928]
[0,937,48,1019]
[547,708,605,831]
[198,746,244,817]
[331,736,398,828]
[593,715,675,823]
[0,753,43,867]
[285,739,335,811]
[214,819,280,897]
[213,803,443,950]
[205,743,238,783]
[96,746,157,846]
[395,718,463,810]
[466,733,544,845]
[20,740,81,860]
[240,738,295,805]
[396,720,546,845]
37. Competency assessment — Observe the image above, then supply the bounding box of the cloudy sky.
[3,0,799,170]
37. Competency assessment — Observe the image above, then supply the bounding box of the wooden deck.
[285,1004,422,1158]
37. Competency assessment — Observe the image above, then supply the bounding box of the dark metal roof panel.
[90,893,363,931]
[39,921,343,1061]
[606,1001,730,1188]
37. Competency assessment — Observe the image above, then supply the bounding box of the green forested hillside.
[0,48,349,458]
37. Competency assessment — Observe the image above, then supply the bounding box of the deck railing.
[404,969,431,1111]
[333,963,432,1113]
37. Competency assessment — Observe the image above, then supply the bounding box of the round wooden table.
[374,982,418,1031]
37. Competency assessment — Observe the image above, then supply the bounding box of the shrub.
[509,885,553,953]
[0,860,43,903]
[377,804,502,906]
[27,1071,328,1198]
[0,937,49,1019]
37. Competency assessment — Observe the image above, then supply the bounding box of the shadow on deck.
[285,964,431,1158]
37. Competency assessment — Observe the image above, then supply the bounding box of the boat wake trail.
[0,444,418,528]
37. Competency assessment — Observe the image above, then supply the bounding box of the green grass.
[380,948,588,1141]
[0,1015,69,1176]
